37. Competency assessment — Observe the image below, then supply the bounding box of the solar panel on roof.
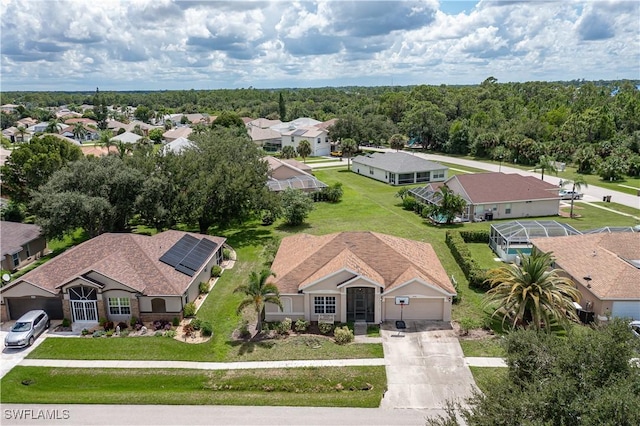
[293,129,306,136]
[175,263,196,277]
[178,238,218,274]
[159,234,199,268]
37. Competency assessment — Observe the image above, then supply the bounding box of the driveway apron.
[380,321,476,411]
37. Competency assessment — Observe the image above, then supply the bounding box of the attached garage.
[611,301,640,320]
[5,297,64,320]
[384,297,445,321]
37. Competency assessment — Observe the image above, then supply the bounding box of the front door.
[347,287,375,322]
[71,300,98,322]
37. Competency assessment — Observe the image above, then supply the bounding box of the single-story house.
[411,172,561,222]
[265,156,327,192]
[265,232,456,324]
[110,131,143,145]
[0,221,48,273]
[0,231,226,324]
[163,126,193,143]
[531,232,640,321]
[161,137,194,155]
[352,152,448,185]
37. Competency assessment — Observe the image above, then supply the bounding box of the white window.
[314,296,336,314]
[317,138,321,144]
[505,203,512,214]
[11,253,19,267]
[108,298,131,315]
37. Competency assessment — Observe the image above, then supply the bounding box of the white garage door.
[315,147,330,157]
[611,301,640,320]
[385,298,444,321]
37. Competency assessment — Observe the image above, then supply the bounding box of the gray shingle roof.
[352,152,447,173]
[0,221,43,258]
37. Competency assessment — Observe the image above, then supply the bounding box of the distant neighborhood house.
[265,156,327,192]
[352,152,448,185]
[0,221,48,273]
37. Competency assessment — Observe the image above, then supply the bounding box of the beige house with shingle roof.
[532,232,640,321]
[0,221,48,273]
[265,232,456,323]
[0,231,225,324]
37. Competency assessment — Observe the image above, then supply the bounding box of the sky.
[1,0,638,92]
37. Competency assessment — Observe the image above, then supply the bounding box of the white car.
[630,321,640,339]
[559,190,583,200]
[4,310,50,348]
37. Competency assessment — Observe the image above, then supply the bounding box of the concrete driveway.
[380,321,476,414]
[0,321,50,379]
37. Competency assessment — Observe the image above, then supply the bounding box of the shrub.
[294,319,309,332]
[334,326,354,345]
[199,281,210,294]
[92,330,105,338]
[211,265,222,278]
[105,329,114,337]
[120,329,130,337]
[402,195,416,211]
[222,248,231,260]
[261,211,276,226]
[164,330,176,338]
[201,321,213,337]
[191,318,202,330]
[279,317,292,334]
[81,328,89,336]
[61,318,71,328]
[153,320,171,331]
[99,318,107,327]
[172,317,180,327]
[154,330,164,337]
[445,230,490,290]
[103,321,114,332]
[117,321,128,330]
[130,316,139,328]
[319,322,334,335]
[183,302,197,317]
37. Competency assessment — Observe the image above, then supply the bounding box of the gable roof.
[1,221,43,259]
[163,126,193,140]
[270,232,454,295]
[162,137,194,154]
[110,131,142,144]
[532,233,640,300]
[352,152,447,173]
[447,172,559,203]
[5,231,225,297]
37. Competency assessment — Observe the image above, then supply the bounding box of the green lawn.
[0,366,386,407]
[466,243,501,270]
[459,338,506,358]
[469,367,507,394]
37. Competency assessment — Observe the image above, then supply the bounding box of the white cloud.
[0,0,637,91]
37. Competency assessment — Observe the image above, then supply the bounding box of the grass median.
[1,366,386,408]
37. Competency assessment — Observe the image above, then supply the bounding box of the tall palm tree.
[234,269,282,334]
[15,126,28,143]
[72,122,87,141]
[484,248,580,332]
[341,138,358,171]
[534,155,558,181]
[46,118,61,134]
[99,130,115,154]
[297,140,312,163]
[562,176,588,219]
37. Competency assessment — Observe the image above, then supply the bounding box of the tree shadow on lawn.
[274,222,312,234]
[215,225,273,249]
[227,339,277,356]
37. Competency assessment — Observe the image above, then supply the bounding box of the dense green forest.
[2,78,640,177]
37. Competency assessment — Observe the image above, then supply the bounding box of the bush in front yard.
[201,321,213,336]
[334,326,354,345]
[183,302,197,317]
[278,317,292,334]
[294,319,309,332]
[211,265,222,277]
[319,322,334,335]
[199,281,210,294]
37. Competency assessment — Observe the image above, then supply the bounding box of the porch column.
[62,294,71,321]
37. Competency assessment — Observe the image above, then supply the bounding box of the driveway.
[0,321,50,379]
[380,321,476,414]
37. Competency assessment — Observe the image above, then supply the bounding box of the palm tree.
[341,138,358,171]
[72,122,87,142]
[15,126,28,143]
[562,176,588,219]
[281,145,296,159]
[99,130,114,154]
[46,118,61,134]
[389,133,406,152]
[484,248,580,331]
[534,155,558,181]
[297,140,312,163]
[432,186,467,224]
[234,269,282,334]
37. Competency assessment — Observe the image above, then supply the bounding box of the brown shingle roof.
[271,232,455,295]
[448,172,559,203]
[1,221,43,258]
[532,233,640,300]
[12,231,225,296]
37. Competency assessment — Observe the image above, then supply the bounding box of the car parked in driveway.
[4,310,49,348]
[559,190,583,200]
[630,321,640,339]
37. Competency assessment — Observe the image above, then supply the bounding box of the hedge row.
[445,230,490,290]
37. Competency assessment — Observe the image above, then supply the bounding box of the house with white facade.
[352,152,448,185]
